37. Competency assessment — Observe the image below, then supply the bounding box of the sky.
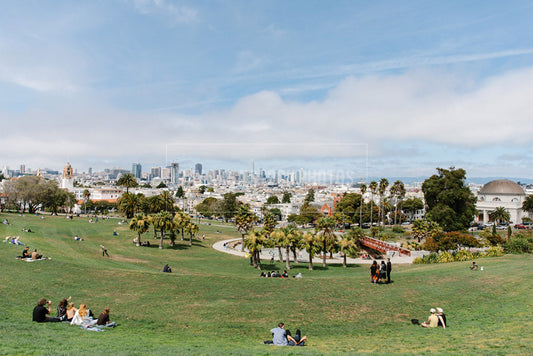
[2,0,533,180]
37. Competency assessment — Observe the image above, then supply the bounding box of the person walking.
[100,245,109,257]
[386,258,392,283]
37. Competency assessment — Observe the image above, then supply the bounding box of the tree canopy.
[422,167,477,232]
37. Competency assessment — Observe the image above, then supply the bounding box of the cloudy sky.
[2,0,533,179]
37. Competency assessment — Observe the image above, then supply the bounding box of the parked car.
[513,223,532,229]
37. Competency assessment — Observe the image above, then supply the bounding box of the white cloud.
[130,0,198,24]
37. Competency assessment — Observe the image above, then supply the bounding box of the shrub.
[392,225,404,234]
[423,231,481,251]
[413,257,423,264]
[486,234,505,246]
[379,232,397,242]
[484,245,504,257]
[422,253,438,264]
[454,249,474,261]
[504,233,533,254]
[436,251,454,263]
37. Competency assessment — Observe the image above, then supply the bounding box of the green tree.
[152,211,174,249]
[338,234,359,268]
[317,216,336,267]
[117,173,138,193]
[117,192,140,218]
[368,181,378,226]
[334,193,363,224]
[299,202,321,224]
[489,207,511,226]
[175,186,184,199]
[244,229,267,269]
[390,180,405,225]
[522,195,533,217]
[302,231,320,270]
[129,214,150,247]
[83,189,91,215]
[378,178,389,226]
[282,191,292,203]
[402,198,424,221]
[159,190,175,213]
[173,211,191,241]
[359,183,367,226]
[185,221,199,246]
[222,193,240,222]
[235,204,258,252]
[195,197,218,218]
[263,212,277,237]
[156,182,167,189]
[269,208,282,221]
[198,185,207,194]
[271,225,301,270]
[304,189,315,203]
[266,195,280,204]
[422,167,477,232]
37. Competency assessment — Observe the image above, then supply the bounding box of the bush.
[423,231,481,251]
[504,233,533,254]
[486,234,506,246]
[392,225,404,234]
[454,249,475,261]
[413,257,424,264]
[436,251,454,263]
[484,246,504,257]
[379,232,397,242]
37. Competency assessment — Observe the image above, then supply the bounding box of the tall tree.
[222,193,240,222]
[185,221,199,246]
[266,195,280,204]
[368,181,378,226]
[317,216,336,267]
[263,212,277,237]
[522,195,533,218]
[334,193,363,224]
[282,191,292,203]
[244,229,267,269]
[304,189,315,203]
[271,225,301,270]
[359,183,367,227]
[152,211,174,249]
[117,192,140,218]
[82,189,91,215]
[390,180,405,225]
[173,211,191,241]
[129,214,150,246]
[378,178,389,226]
[234,204,258,252]
[422,167,477,232]
[338,234,358,268]
[117,173,138,193]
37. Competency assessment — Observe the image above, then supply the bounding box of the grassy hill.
[0,213,531,355]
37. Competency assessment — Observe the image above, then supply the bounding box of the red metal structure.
[361,236,411,257]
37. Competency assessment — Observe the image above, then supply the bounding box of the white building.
[476,179,527,224]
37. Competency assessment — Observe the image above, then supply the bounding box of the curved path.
[212,239,415,265]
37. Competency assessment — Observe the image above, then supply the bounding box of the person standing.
[386,258,392,283]
[33,298,60,322]
[100,245,109,257]
[370,261,378,283]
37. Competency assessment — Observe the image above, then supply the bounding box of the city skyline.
[1,1,533,177]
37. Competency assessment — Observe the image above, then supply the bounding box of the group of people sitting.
[17,246,46,260]
[260,271,303,278]
[420,307,447,328]
[264,322,307,346]
[32,297,116,328]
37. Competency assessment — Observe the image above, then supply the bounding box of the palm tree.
[159,190,175,212]
[271,225,300,270]
[173,211,191,241]
[117,173,138,193]
[129,214,150,246]
[390,180,404,225]
[185,222,199,246]
[263,212,277,237]
[378,178,389,226]
[489,207,511,226]
[522,195,533,219]
[302,231,319,270]
[117,192,140,219]
[317,216,336,268]
[368,181,377,226]
[82,189,91,215]
[359,184,367,227]
[152,211,174,249]
[235,204,258,252]
[244,229,267,269]
[338,235,358,268]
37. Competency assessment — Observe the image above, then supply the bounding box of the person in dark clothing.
[386,258,392,283]
[56,297,71,321]
[96,306,116,327]
[370,261,378,283]
[20,247,31,259]
[162,264,172,273]
[33,298,60,322]
[437,307,447,328]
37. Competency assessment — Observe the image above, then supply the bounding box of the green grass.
[0,213,532,355]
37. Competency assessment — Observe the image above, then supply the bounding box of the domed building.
[476,179,526,224]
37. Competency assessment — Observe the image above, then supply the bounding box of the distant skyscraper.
[151,167,161,178]
[88,167,93,176]
[19,164,25,174]
[170,163,179,184]
[251,159,254,175]
[195,163,202,175]
[132,163,142,179]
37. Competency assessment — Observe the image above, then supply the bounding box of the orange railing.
[361,236,411,257]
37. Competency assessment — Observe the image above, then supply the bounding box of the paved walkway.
[212,238,415,264]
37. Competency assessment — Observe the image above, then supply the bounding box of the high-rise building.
[195,163,202,175]
[151,167,161,178]
[88,167,93,176]
[19,164,25,174]
[170,163,179,184]
[161,167,171,180]
[132,163,142,179]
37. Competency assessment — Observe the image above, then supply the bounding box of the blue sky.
[1,0,533,179]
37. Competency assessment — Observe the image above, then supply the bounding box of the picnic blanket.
[19,257,51,262]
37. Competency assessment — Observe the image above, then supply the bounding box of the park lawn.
[0,213,531,355]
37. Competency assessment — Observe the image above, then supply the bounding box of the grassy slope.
[0,213,531,355]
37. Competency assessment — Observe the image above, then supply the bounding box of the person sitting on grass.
[162,264,172,273]
[56,297,72,321]
[96,306,116,327]
[269,322,288,346]
[286,329,307,346]
[470,261,479,270]
[421,308,439,328]
[19,246,31,259]
[65,302,77,322]
[31,249,42,260]
[33,298,60,322]
[70,303,97,327]
[437,307,447,328]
